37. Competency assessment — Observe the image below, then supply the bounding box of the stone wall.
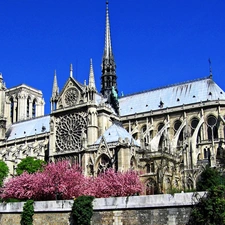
[0,192,205,225]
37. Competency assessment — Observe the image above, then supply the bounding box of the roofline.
[119,76,211,99]
[8,115,50,126]
[6,83,43,94]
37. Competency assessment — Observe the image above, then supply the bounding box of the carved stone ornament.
[64,88,79,106]
[55,113,87,152]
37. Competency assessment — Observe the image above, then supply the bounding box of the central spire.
[104,1,113,60]
[101,1,119,114]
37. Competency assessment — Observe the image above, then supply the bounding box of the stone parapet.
[0,192,206,225]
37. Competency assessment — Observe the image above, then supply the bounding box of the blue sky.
[0,0,225,114]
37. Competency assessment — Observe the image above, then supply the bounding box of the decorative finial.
[208,58,212,79]
[88,58,96,89]
[70,63,73,78]
[106,0,109,4]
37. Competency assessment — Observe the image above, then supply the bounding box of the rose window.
[55,113,87,152]
[64,88,79,106]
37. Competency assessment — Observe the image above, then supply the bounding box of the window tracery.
[97,154,111,174]
[206,115,218,140]
[55,113,87,152]
[64,88,79,106]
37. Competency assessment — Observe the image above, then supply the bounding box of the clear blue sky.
[0,0,225,114]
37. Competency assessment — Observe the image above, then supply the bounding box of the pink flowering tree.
[90,169,143,198]
[1,161,87,200]
[1,161,143,200]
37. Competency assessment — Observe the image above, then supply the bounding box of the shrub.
[72,196,94,225]
[188,185,225,225]
[0,160,9,187]
[21,199,34,225]
[196,165,225,191]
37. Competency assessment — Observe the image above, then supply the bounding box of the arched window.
[10,97,14,123]
[191,118,199,136]
[158,123,164,151]
[174,120,183,143]
[207,115,218,140]
[32,99,36,118]
[146,162,154,173]
[217,145,224,159]
[203,148,210,160]
[190,117,201,142]
[146,179,157,195]
[27,97,31,118]
[97,154,111,175]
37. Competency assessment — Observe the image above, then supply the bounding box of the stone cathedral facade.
[0,3,225,194]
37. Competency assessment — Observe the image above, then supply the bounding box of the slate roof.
[6,115,50,141]
[94,123,140,146]
[119,77,225,116]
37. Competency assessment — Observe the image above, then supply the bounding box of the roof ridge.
[10,115,50,125]
[120,76,210,99]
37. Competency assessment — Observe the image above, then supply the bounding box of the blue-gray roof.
[119,77,225,116]
[95,124,140,146]
[6,115,50,141]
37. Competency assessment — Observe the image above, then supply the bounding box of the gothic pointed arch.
[96,153,112,175]
[206,114,218,140]
[32,98,37,118]
[158,122,165,151]
[96,136,112,159]
[145,178,158,195]
[190,117,202,142]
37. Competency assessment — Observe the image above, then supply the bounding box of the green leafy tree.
[196,165,225,191]
[16,157,46,175]
[0,160,9,186]
[188,185,225,225]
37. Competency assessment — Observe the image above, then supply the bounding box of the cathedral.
[0,3,225,194]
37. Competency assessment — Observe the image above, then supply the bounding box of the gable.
[57,77,86,109]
